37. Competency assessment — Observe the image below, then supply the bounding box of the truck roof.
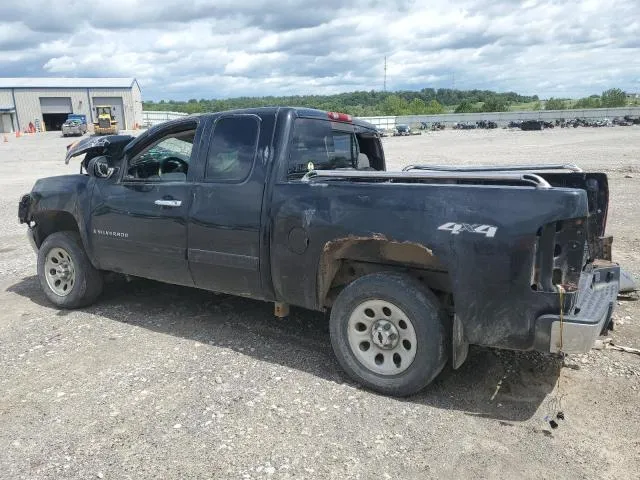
[145,106,376,134]
[128,107,378,155]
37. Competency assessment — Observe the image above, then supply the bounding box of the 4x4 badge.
[438,222,497,238]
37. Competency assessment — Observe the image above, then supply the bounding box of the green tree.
[408,98,427,114]
[545,98,566,110]
[425,99,444,114]
[531,101,542,111]
[573,95,601,109]
[479,98,509,112]
[454,101,476,113]
[381,95,410,115]
[600,88,626,107]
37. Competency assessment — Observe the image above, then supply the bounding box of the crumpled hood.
[64,135,134,164]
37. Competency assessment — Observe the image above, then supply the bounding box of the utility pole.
[384,56,387,92]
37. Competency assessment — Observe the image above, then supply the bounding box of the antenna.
[384,56,387,92]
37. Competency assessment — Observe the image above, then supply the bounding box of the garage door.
[92,97,125,130]
[0,113,14,133]
[39,97,72,114]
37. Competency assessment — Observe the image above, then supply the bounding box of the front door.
[90,121,200,286]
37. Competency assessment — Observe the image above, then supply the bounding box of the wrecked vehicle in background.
[453,122,477,130]
[394,124,411,136]
[19,107,621,396]
[476,120,498,129]
[61,116,88,137]
[520,120,545,131]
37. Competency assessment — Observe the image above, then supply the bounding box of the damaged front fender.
[18,193,33,224]
[65,134,134,165]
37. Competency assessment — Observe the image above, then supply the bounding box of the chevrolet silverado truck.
[18,107,620,396]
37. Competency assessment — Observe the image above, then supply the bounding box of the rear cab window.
[287,117,384,178]
[287,118,357,178]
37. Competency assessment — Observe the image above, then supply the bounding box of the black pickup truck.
[18,107,620,396]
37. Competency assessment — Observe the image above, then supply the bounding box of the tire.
[37,231,103,308]
[329,272,448,396]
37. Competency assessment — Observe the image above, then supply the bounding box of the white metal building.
[0,78,143,133]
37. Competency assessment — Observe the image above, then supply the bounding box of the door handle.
[154,199,182,207]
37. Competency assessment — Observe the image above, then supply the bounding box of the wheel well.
[32,211,80,248]
[318,237,452,308]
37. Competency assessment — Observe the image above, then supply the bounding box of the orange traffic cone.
[15,130,21,138]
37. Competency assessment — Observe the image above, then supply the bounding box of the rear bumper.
[534,262,619,354]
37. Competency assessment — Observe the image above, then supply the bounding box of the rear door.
[187,112,275,298]
[90,119,201,285]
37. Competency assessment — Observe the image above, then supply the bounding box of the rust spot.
[592,259,616,268]
[560,282,579,293]
[322,234,433,257]
[322,233,389,253]
[318,234,438,306]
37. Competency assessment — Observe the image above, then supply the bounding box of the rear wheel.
[37,231,103,308]
[330,272,448,396]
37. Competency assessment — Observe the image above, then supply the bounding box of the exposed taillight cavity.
[531,218,587,292]
[327,112,352,122]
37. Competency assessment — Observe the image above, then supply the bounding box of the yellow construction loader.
[93,105,118,135]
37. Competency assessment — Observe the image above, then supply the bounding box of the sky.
[0,0,639,101]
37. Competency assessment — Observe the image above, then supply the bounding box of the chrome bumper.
[535,262,619,354]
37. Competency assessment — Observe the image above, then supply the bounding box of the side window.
[288,118,357,177]
[126,128,195,182]
[206,116,259,182]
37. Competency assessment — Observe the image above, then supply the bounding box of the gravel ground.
[0,128,639,479]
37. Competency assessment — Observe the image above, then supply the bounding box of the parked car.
[19,107,620,396]
[476,120,498,129]
[520,120,544,131]
[453,122,476,130]
[394,124,411,136]
[61,115,88,137]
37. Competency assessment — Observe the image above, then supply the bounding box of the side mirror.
[87,156,115,179]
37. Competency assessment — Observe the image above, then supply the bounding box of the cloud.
[0,0,638,100]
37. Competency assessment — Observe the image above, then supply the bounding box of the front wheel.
[330,272,448,396]
[37,231,103,308]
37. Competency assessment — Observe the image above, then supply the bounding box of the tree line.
[542,88,628,111]
[143,88,536,116]
[143,87,632,116]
